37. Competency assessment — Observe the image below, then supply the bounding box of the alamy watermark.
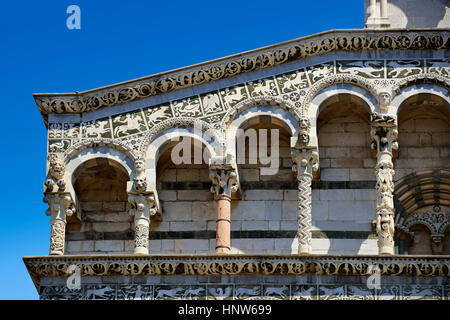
[169,120,280,175]
[66,265,81,290]
[366,264,381,290]
[66,5,81,30]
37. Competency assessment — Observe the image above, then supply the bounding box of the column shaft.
[371,113,398,256]
[297,175,313,254]
[380,0,388,18]
[215,194,231,254]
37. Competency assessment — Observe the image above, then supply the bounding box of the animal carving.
[222,89,244,107]
[133,158,147,192]
[85,287,114,299]
[45,155,66,191]
[114,113,143,137]
[84,122,110,138]
[265,287,287,298]
[234,287,260,298]
[148,107,170,123]
[183,287,205,298]
[294,286,316,300]
[209,287,232,300]
[156,287,184,298]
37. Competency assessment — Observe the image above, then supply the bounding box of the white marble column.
[291,118,319,255]
[371,113,398,255]
[128,157,157,254]
[129,194,157,254]
[43,154,76,255]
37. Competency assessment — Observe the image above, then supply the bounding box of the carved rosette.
[291,121,319,255]
[44,193,75,255]
[129,193,157,254]
[371,113,398,255]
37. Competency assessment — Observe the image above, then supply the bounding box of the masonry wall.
[64,102,449,256]
[395,109,450,181]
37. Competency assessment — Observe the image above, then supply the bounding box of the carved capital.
[128,193,157,221]
[370,113,398,156]
[291,147,319,179]
[209,155,239,196]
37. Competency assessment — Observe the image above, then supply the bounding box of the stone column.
[129,193,157,254]
[43,154,76,255]
[209,156,239,254]
[291,118,319,255]
[380,0,388,18]
[44,193,76,255]
[128,157,157,255]
[371,113,398,255]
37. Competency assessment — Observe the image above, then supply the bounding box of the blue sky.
[0,0,363,299]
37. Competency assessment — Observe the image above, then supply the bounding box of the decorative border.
[39,283,450,300]
[24,254,450,291]
[35,30,450,117]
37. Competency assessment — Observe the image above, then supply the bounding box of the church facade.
[24,1,450,300]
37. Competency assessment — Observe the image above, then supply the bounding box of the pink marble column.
[215,194,231,254]
[209,157,239,255]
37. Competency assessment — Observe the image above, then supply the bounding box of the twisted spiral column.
[297,174,313,254]
[291,141,319,255]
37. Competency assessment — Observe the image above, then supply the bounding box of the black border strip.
[161,181,376,190]
[66,230,377,241]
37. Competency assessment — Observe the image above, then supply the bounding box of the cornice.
[34,29,450,123]
[23,254,450,290]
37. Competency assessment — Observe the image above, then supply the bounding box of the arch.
[309,85,376,139]
[64,139,138,164]
[394,170,450,223]
[391,82,450,116]
[304,74,378,116]
[139,117,221,155]
[145,127,220,190]
[220,96,302,132]
[65,147,134,185]
[223,104,299,165]
[62,147,133,220]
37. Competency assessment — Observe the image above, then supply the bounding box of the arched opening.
[225,110,295,254]
[396,93,450,181]
[66,157,131,254]
[154,136,214,254]
[315,93,376,254]
[317,93,372,181]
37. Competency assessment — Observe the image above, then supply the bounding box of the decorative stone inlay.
[371,113,398,255]
[34,30,450,117]
[23,254,450,292]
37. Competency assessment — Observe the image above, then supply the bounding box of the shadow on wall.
[391,0,448,28]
